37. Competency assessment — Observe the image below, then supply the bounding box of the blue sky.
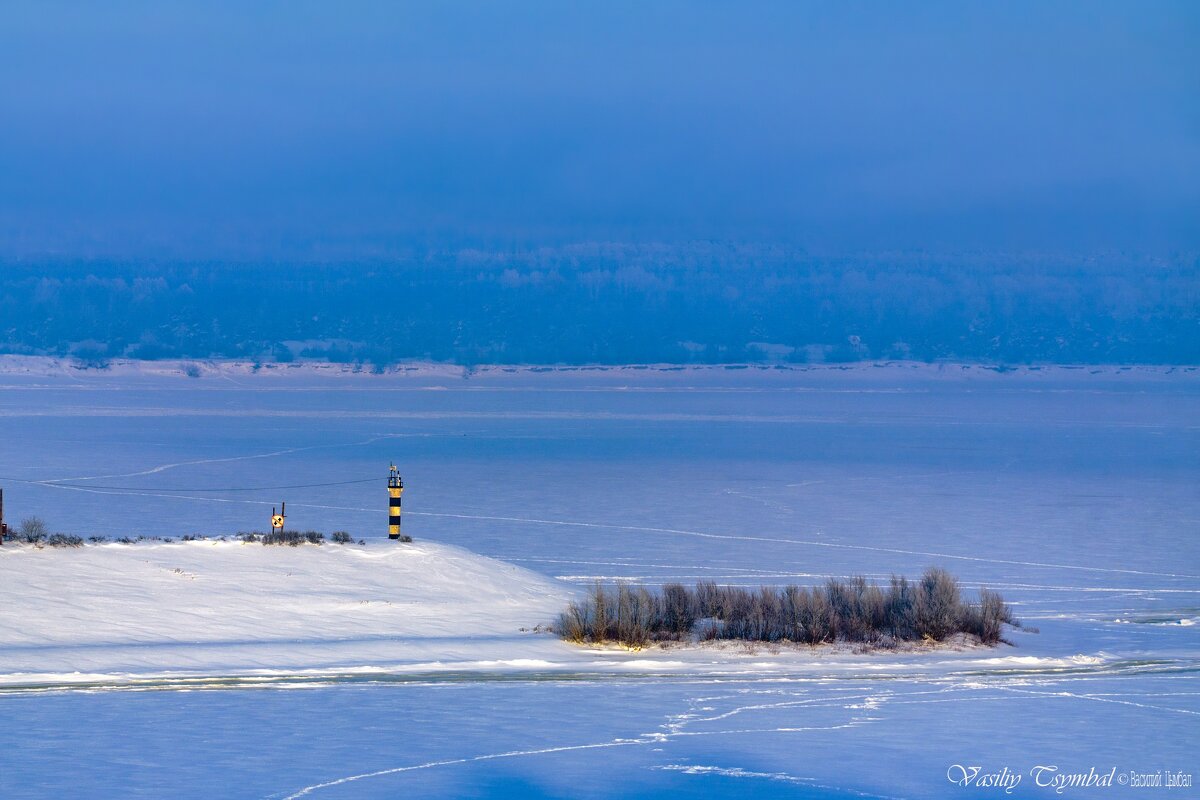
[1,2,1197,258]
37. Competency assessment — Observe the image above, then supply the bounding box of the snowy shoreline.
[0,353,1196,384]
[0,540,1052,694]
[0,539,569,685]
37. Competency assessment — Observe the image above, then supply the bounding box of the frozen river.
[0,361,1197,798]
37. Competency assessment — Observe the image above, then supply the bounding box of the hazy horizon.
[2,2,1198,259]
[2,4,1197,366]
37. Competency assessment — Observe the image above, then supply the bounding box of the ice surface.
[0,359,1196,798]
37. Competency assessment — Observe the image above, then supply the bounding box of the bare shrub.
[18,517,48,544]
[557,601,588,643]
[331,531,353,544]
[614,583,654,647]
[826,576,886,643]
[591,582,610,643]
[660,583,694,638]
[914,567,962,641]
[962,588,1016,644]
[694,580,723,619]
[885,576,917,639]
[797,586,834,644]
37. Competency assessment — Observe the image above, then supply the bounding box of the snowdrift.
[0,540,569,682]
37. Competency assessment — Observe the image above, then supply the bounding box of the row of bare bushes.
[557,568,1015,648]
[2,517,368,547]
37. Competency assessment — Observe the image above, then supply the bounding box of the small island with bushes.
[557,568,1017,650]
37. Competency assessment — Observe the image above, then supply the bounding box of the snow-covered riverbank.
[0,353,1196,387]
[0,540,569,683]
[0,541,1059,693]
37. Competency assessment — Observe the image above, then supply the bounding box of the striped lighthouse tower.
[388,464,404,540]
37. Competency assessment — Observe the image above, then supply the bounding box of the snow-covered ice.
[0,359,1196,798]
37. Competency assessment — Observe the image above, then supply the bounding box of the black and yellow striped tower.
[387,464,404,539]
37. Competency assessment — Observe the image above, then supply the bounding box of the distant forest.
[2,245,1196,366]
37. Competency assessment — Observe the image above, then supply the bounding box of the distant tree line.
[1,246,1196,365]
[557,568,1016,648]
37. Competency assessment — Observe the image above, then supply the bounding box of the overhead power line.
[0,476,380,492]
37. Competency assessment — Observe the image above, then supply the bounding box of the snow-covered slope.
[0,540,571,682]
